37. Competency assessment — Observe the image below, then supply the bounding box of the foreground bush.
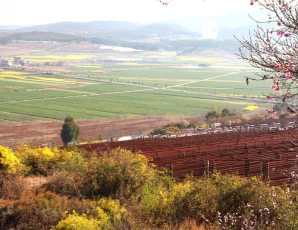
[0,172,26,200]
[1,144,298,229]
[0,189,126,230]
[0,190,89,229]
[135,173,295,229]
[43,148,166,199]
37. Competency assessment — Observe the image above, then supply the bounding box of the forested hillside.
[0,31,85,44]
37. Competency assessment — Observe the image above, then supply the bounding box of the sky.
[0,0,259,25]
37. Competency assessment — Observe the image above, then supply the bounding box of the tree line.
[0,31,85,44]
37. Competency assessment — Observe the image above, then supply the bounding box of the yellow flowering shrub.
[14,145,72,176]
[54,199,126,230]
[0,145,23,173]
[53,211,101,230]
[79,148,162,198]
[95,198,126,223]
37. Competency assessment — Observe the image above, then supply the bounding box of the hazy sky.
[0,0,259,25]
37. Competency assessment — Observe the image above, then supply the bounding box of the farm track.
[55,74,158,89]
[168,72,240,88]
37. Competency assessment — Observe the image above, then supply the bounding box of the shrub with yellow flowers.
[0,145,23,173]
[14,145,72,176]
[44,148,166,199]
[53,212,102,230]
[54,198,126,230]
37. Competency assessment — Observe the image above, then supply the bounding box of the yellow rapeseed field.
[0,71,28,75]
[21,55,96,63]
[242,106,259,111]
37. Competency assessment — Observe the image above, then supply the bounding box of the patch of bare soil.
[0,43,65,57]
[0,88,11,92]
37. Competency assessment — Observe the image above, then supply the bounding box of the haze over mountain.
[0,11,268,41]
[163,11,267,39]
[1,21,198,39]
[6,21,142,37]
[0,25,34,30]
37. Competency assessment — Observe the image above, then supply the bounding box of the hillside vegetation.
[150,109,292,136]
[0,144,297,229]
[0,31,85,44]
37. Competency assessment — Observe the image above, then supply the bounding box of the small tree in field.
[237,0,298,114]
[60,116,80,145]
[180,120,189,129]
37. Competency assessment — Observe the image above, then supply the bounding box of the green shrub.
[188,119,205,129]
[150,123,180,135]
[137,173,277,227]
[180,120,189,129]
[205,107,235,120]
[249,113,265,121]
[44,148,164,199]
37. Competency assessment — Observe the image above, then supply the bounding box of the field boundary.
[168,72,240,88]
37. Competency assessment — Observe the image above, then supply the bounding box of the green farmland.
[0,54,275,122]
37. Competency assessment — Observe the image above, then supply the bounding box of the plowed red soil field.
[0,115,203,148]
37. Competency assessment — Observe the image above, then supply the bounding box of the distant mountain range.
[7,21,144,37]
[1,21,196,39]
[0,31,85,44]
[0,11,269,40]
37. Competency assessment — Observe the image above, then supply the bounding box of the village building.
[14,57,24,65]
[0,58,12,67]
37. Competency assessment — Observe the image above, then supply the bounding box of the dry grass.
[166,219,209,230]
[23,176,48,190]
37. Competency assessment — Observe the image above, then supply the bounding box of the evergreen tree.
[60,116,80,145]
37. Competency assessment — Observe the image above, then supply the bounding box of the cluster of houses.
[0,56,31,67]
